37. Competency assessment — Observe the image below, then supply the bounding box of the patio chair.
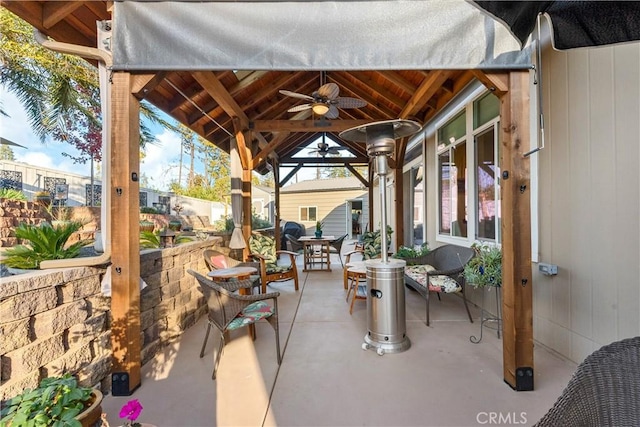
[188,269,281,379]
[403,244,475,326]
[203,249,261,290]
[534,336,640,426]
[248,232,299,293]
[343,229,386,290]
[285,233,305,255]
[329,233,348,266]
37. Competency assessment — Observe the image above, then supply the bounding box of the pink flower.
[119,399,143,424]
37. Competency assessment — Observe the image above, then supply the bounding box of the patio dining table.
[298,235,336,272]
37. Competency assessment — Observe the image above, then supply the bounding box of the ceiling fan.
[307,134,349,157]
[279,74,367,119]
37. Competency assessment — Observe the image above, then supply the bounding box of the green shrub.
[0,373,94,427]
[140,206,159,214]
[139,230,194,249]
[393,243,430,260]
[212,213,272,232]
[3,222,92,269]
[0,188,27,201]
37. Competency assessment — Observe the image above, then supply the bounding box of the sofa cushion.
[405,264,462,293]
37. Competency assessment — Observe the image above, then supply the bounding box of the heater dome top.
[339,119,422,143]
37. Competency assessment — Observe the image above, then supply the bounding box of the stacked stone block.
[0,237,220,402]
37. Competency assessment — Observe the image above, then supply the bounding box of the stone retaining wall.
[0,237,223,401]
[0,200,48,247]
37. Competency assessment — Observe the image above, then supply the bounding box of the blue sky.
[1,87,336,190]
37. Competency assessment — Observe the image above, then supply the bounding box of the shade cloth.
[473,1,640,50]
[112,0,533,71]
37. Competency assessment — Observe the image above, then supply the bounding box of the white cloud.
[140,129,183,190]
[2,89,91,176]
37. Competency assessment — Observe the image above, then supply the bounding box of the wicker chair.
[285,233,305,255]
[188,269,281,379]
[403,244,475,326]
[203,249,261,290]
[534,336,640,426]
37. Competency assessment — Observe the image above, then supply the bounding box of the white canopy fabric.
[112,0,533,71]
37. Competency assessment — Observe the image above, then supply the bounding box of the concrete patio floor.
[101,249,577,427]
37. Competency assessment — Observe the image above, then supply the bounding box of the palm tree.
[0,9,179,164]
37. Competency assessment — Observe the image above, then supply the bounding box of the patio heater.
[340,119,421,355]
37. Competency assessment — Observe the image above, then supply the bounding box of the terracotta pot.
[140,221,155,232]
[76,389,103,427]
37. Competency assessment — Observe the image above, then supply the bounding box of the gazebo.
[4,0,638,397]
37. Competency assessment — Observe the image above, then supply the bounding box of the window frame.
[299,206,318,222]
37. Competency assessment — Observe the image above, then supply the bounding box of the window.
[299,206,317,222]
[437,93,500,243]
[410,163,424,246]
[475,127,498,240]
[438,141,467,237]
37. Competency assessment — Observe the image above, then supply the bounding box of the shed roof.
[281,176,365,193]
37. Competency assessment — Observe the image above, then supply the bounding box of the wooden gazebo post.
[496,70,534,390]
[110,71,142,395]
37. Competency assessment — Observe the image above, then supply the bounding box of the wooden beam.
[110,72,141,395]
[280,165,303,186]
[346,164,369,188]
[191,71,271,149]
[43,1,83,29]
[400,70,449,119]
[472,70,509,97]
[232,117,252,170]
[131,72,167,100]
[250,120,371,133]
[279,157,370,164]
[192,71,249,129]
[500,70,534,391]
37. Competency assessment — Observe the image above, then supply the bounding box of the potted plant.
[33,190,52,207]
[463,243,502,288]
[139,220,155,232]
[0,373,103,427]
[2,221,92,270]
[392,243,430,265]
[314,221,323,238]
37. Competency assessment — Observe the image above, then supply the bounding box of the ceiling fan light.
[312,103,330,116]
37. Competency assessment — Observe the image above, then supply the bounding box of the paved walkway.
[101,253,577,427]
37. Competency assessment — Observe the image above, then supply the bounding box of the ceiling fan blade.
[335,97,368,109]
[287,104,313,113]
[279,89,314,101]
[327,147,342,155]
[317,83,339,100]
[324,105,339,119]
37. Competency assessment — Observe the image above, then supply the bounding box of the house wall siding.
[280,188,368,237]
[417,42,640,365]
[533,41,640,363]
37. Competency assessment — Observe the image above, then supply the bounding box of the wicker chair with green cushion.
[249,232,299,293]
[188,269,281,380]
